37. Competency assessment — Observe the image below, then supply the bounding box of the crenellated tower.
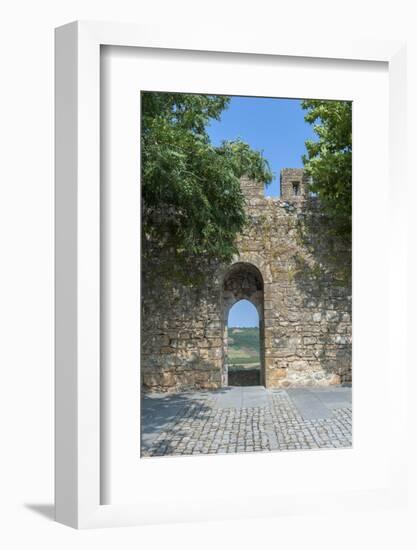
[280,168,310,201]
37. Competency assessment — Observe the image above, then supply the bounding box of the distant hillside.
[227,327,260,368]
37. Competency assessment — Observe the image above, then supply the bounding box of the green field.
[227,327,260,370]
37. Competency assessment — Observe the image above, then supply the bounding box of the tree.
[301,100,352,241]
[141,92,273,282]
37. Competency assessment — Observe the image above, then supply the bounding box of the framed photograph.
[55,21,407,528]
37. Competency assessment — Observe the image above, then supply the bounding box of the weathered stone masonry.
[141,168,352,392]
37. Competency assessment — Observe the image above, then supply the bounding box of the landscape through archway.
[222,263,265,387]
[227,300,261,386]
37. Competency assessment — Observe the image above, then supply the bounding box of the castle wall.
[141,260,224,391]
[141,171,352,392]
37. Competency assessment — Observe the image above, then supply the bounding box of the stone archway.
[222,263,265,387]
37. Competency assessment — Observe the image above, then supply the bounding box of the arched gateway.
[141,169,352,393]
[222,263,265,386]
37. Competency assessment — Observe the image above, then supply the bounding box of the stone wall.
[141,169,352,392]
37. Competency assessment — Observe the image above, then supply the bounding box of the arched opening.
[222,262,265,387]
[227,300,261,386]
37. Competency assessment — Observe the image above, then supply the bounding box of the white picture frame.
[55,20,407,529]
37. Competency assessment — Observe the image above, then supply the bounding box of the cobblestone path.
[141,386,352,457]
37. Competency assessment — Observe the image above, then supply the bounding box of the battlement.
[280,168,309,201]
[240,169,310,202]
[239,175,265,200]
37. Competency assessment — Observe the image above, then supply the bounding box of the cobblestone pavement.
[141,386,352,457]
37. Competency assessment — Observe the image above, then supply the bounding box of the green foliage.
[302,100,352,241]
[142,92,273,282]
[227,327,260,366]
[229,326,260,348]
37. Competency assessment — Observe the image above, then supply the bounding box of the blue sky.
[208,96,316,327]
[228,300,259,328]
[207,96,316,197]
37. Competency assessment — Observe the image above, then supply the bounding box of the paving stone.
[141,387,352,458]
